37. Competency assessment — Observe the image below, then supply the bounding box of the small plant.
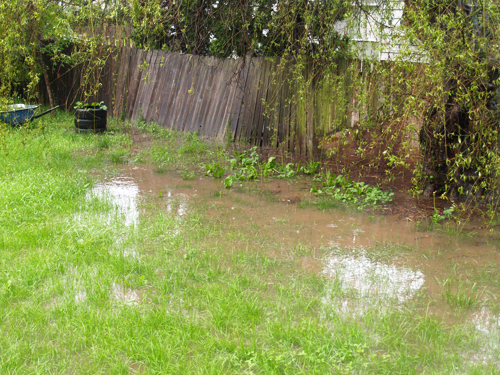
[301,160,321,175]
[181,132,207,154]
[232,146,259,167]
[204,162,225,178]
[110,148,128,164]
[223,175,238,188]
[442,279,481,311]
[261,156,278,178]
[74,101,108,111]
[276,162,299,178]
[180,168,195,180]
[311,172,394,209]
[431,207,454,225]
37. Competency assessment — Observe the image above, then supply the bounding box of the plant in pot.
[74,100,107,133]
[73,27,113,133]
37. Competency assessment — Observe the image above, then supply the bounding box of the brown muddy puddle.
[88,164,500,359]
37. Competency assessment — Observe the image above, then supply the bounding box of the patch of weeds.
[275,162,300,178]
[472,264,500,287]
[310,171,394,209]
[180,168,195,180]
[223,147,261,183]
[301,160,321,175]
[138,120,174,139]
[180,132,208,154]
[293,243,315,255]
[232,147,259,167]
[219,147,323,188]
[441,279,481,311]
[150,144,175,166]
[155,164,168,174]
[110,148,129,164]
[205,147,390,211]
[204,162,225,178]
[96,135,111,149]
[133,151,146,164]
[431,206,455,225]
[299,197,342,210]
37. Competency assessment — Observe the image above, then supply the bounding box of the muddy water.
[90,165,500,337]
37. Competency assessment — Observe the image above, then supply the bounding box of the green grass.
[0,113,499,373]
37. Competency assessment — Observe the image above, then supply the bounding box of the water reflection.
[89,177,139,227]
[166,197,189,217]
[323,248,425,317]
[468,307,500,365]
[111,283,141,305]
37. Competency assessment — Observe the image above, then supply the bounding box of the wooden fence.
[41,46,385,156]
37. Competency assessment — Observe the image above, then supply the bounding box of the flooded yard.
[2,116,500,373]
[90,163,500,371]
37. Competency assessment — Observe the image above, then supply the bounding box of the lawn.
[0,112,498,374]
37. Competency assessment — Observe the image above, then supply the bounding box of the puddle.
[473,307,500,335]
[89,177,140,227]
[74,290,87,304]
[111,283,142,305]
[108,165,500,268]
[166,198,189,217]
[89,165,500,335]
[109,247,140,260]
[467,308,500,366]
[323,248,425,317]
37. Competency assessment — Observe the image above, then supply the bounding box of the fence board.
[211,59,237,139]
[156,53,180,128]
[113,46,130,117]
[126,49,143,118]
[144,51,162,121]
[174,55,196,132]
[195,57,218,136]
[229,56,251,142]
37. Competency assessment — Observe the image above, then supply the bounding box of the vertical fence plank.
[229,56,251,142]
[113,46,130,118]
[126,49,143,119]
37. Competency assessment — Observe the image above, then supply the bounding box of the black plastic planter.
[75,106,107,133]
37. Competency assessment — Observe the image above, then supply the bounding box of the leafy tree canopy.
[130,0,349,59]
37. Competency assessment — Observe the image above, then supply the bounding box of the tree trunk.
[38,36,55,110]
